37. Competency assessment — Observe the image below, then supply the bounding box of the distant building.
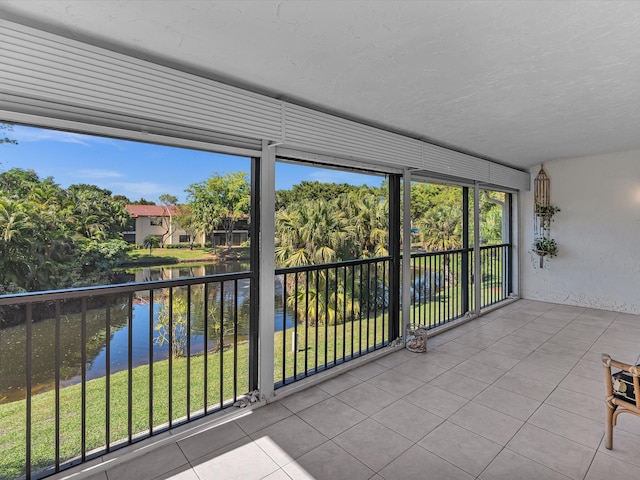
[124,205,248,247]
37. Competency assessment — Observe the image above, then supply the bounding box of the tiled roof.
[125,205,180,217]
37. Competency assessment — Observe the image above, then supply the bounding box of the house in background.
[124,205,249,247]
[125,204,197,246]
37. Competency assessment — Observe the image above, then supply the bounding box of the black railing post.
[388,174,401,340]
[461,187,470,313]
[248,156,260,391]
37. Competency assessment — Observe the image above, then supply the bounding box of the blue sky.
[0,125,384,203]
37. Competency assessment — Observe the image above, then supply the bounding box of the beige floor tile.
[349,361,389,380]
[282,441,373,480]
[419,350,467,369]
[585,452,640,480]
[334,418,413,472]
[372,399,444,442]
[154,466,200,480]
[525,351,581,371]
[235,402,293,435]
[473,385,542,421]
[433,341,483,359]
[485,339,537,359]
[544,388,603,422]
[178,419,247,462]
[558,373,605,400]
[507,424,595,480]
[493,371,556,401]
[418,421,502,476]
[569,358,602,381]
[429,370,490,400]
[191,437,279,480]
[470,350,522,370]
[105,443,189,480]
[251,415,327,467]
[615,410,640,436]
[499,332,548,349]
[597,427,640,468]
[84,472,108,480]
[509,328,553,343]
[403,384,468,418]
[527,403,604,449]
[336,381,398,415]
[261,469,293,480]
[508,361,569,386]
[297,397,366,438]
[525,320,564,335]
[392,357,447,383]
[451,359,508,384]
[366,369,424,397]
[374,349,416,368]
[315,372,362,395]
[379,444,474,480]
[279,386,330,413]
[454,334,502,349]
[449,401,523,445]
[480,449,572,480]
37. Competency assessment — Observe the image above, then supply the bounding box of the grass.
[0,314,388,480]
[0,268,507,479]
[121,246,250,267]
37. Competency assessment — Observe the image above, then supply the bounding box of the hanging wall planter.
[532,165,560,269]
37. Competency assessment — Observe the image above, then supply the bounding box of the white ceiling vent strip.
[0,20,282,141]
[0,19,529,190]
[284,103,423,168]
[422,143,491,183]
[488,163,531,191]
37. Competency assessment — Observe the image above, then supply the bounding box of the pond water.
[0,261,296,403]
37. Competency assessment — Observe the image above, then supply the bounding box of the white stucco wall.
[520,150,640,314]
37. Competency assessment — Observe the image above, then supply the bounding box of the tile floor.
[73,300,640,480]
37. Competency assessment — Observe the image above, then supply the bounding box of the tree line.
[0,163,504,296]
[0,169,131,293]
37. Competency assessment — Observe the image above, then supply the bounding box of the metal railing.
[409,243,511,329]
[479,243,511,308]
[274,257,393,388]
[0,272,254,480]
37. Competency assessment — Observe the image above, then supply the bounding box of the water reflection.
[0,262,261,403]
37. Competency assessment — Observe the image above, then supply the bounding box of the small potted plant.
[533,237,558,257]
[532,237,558,268]
[534,204,561,231]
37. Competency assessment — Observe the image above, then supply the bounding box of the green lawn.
[0,314,389,480]
[0,260,507,479]
[122,246,250,267]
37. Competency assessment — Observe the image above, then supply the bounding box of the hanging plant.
[532,237,558,257]
[534,203,561,231]
[534,203,561,218]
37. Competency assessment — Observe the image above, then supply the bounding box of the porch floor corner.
[58,300,640,480]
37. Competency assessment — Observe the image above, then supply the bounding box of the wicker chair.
[601,353,640,449]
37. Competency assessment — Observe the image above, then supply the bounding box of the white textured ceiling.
[1,0,640,169]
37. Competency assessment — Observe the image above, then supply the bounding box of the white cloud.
[112,182,170,197]
[12,126,116,146]
[74,169,124,179]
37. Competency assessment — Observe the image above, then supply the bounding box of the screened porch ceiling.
[2,0,640,170]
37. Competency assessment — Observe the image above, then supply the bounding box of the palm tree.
[275,199,348,268]
[417,204,463,288]
[143,235,161,253]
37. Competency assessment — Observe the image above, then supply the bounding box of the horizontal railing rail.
[0,272,253,480]
[0,271,253,305]
[409,243,511,329]
[274,256,393,389]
